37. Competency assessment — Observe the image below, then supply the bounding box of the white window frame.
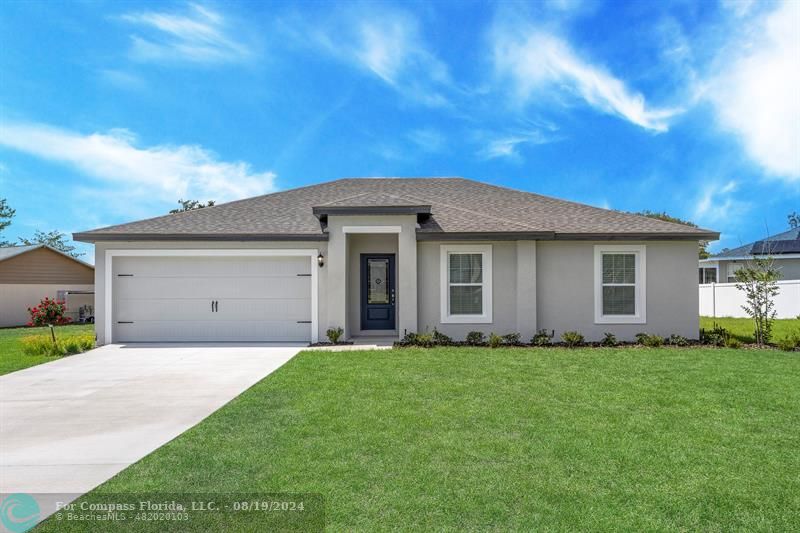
[594,245,646,324]
[440,244,493,324]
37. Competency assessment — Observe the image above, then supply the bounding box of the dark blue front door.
[361,254,396,330]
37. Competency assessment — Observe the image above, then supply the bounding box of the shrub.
[488,333,503,348]
[27,297,71,327]
[531,329,553,346]
[501,332,522,346]
[398,331,434,348]
[561,331,584,348]
[636,333,664,348]
[776,333,799,351]
[21,335,62,356]
[465,331,486,346]
[326,327,344,344]
[667,334,689,347]
[600,332,618,347]
[20,333,94,356]
[724,337,742,349]
[432,328,453,346]
[700,323,729,347]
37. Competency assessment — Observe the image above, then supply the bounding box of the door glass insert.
[367,259,389,304]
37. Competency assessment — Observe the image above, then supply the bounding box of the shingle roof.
[711,228,800,258]
[73,177,718,242]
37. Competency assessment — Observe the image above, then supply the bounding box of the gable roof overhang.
[312,205,432,218]
[72,232,329,243]
[74,229,719,243]
[416,230,719,241]
[0,244,95,269]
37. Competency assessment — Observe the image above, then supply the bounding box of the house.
[699,228,800,283]
[73,177,718,345]
[0,244,94,327]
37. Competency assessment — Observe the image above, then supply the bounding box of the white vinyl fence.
[699,280,800,319]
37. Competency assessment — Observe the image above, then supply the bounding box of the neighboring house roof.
[73,177,719,242]
[0,244,41,261]
[708,228,800,259]
[0,244,94,269]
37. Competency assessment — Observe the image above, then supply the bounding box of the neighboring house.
[73,177,718,345]
[699,228,800,283]
[0,244,95,327]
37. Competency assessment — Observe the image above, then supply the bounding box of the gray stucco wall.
[417,241,525,339]
[92,237,700,345]
[537,240,699,341]
[93,240,327,345]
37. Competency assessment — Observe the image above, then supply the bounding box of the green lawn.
[0,324,94,375]
[700,316,800,344]
[44,347,800,532]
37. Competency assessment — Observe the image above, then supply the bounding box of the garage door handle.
[297,273,311,277]
[296,320,311,324]
[117,321,134,324]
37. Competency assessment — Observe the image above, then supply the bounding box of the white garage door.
[112,256,312,342]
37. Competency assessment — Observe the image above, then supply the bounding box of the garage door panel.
[114,256,311,277]
[112,255,313,342]
[115,320,311,343]
[116,298,311,322]
[115,276,310,300]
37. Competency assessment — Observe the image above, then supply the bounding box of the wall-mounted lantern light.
[317,253,325,267]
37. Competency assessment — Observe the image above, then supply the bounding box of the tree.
[0,198,15,246]
[734,257,780,347]
[170,199,216,214]
[636,210,710,258]
[18,230,83,258]
[789,211,799,229]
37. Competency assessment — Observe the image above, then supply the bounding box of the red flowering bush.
[27,297,72,327]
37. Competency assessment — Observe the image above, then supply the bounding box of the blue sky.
[0,0,798,260]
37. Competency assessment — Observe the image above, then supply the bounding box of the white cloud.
[120,3,253,64]
[720,0,756,18]
[478,121,562,160]
[708,0,800,180]
[99,69,147,90]
[492,26,681,131]
[291,8,451,107]
[0,121,276,207]
[407,128,446,153]
[694,180,749,224]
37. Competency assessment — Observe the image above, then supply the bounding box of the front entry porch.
[324,216,418,341]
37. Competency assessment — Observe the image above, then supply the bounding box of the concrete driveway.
[0,344,300,497]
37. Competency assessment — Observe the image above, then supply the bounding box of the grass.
[44,347,800,532]
[700,316,800,344]
[0,324,94,375]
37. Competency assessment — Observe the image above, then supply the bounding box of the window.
[440,245,492,323]
[594,245,646,324]
[727,263,743,283]
[698,267,717,284]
